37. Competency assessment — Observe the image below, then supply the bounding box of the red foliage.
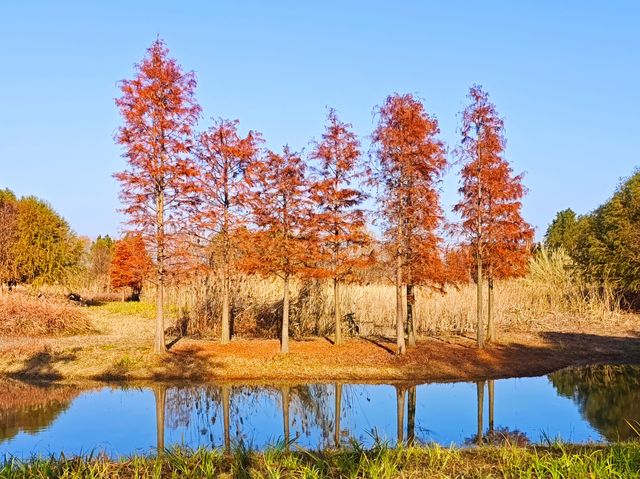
[110,234,151,300]
[242,146,314,353]
[454,85,534,346]
[443,246,473,285]
[194,118,262,342]
[454,85,533,280]
[243,147,314,278]
[371,94,447,353]
[310,109,370,281]
[195,119,261,245]
[309,109,371,343]
[114,39,201,352]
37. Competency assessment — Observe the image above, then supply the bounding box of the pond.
[1,364,639,458]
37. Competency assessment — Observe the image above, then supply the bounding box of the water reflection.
[1,365,638,457]
[0,380,78,444]
[549,365,640,441]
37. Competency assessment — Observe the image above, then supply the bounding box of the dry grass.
[0,291,92,336]
[155,248,627,338]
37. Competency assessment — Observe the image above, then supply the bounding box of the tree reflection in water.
[549,365,640,441]
[0,380,78,444]
[164,383,335,450]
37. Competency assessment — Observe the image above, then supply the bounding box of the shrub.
[0,292,92,336]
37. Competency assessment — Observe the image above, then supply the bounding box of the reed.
[152,248,625,338]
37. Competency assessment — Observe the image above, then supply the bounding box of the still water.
[1,365,638,458]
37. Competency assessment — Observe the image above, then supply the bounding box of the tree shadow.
[9,349,79,380]
[361,335,396,355]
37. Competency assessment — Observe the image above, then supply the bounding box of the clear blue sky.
[1,1,638,239]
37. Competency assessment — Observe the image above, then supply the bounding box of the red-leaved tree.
[454,85,533,348]
[110,234,152,301]
[194,118,262,344]
[114,39,201,353]
[242,147,313,354]
[310,109,370,345]
[371,94,447,354]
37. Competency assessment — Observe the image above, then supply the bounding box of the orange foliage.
[372,94,447,285]
[194,118,262,342]
[371,94,447,353]
[114,39,201,351]
[310,109,370,282]
[241,147,314,353]
[309,109,371,344]
[109,234,151,300]
[454,85,533,280]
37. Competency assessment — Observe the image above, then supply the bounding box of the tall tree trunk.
[153,385,166,454]
[406,282,416,347]
[396,386,405,444]
[221,260,231,344]
[221,201,231,344]
[334,277,342,345]
[281,274,290,354]
[334,382,342,447]
[281,386,290,450]
[488,379,495,438]
[476,253,485,349]
[407,385,416,445]
[476,380,485,445]
[222,384,231,453]
[155,189,166,354]
[487,267,494,343]
[396,252,406,355]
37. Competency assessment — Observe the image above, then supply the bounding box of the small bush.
[0,292,92,336]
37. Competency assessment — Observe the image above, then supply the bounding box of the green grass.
[97,301,179,319]
[2,443,640,478]
[99,300,157,318]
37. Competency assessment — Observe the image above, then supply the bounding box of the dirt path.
[1,306,639,383]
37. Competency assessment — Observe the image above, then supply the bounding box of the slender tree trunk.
[221,200,231,344]
[407,385,416,445]
[153,385,166,454]
[155,190,166,354]
[221,260,230,344]
[407,282,416,347]
[222,384,231,453]
[487,268,495,343]
[396,386,405,444]
[396,252,406,355]
[476,253,484,349]
[281,274,290,354]
[334,278,342,345]
[282,386,290,450]
[476,380,485,445]
[334,382,342,447]
[488,379,495,438]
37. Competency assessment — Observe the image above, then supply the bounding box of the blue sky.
[1,2,638,239]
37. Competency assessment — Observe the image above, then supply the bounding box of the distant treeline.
[545,170,640,301]
[0,189,149,296]
[0,189,83,287]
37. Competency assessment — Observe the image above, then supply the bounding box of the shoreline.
[2,328,639,384]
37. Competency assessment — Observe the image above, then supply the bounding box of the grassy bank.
[3,443,640,478]
[0,299,639,382]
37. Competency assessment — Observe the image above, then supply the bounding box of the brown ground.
[0,304,639,383]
